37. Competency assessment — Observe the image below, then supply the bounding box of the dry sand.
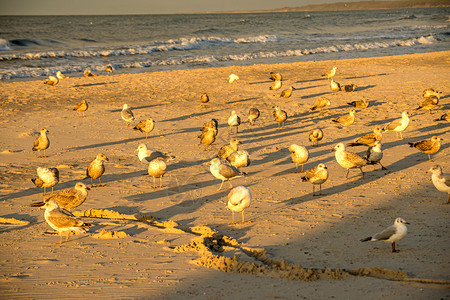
[0,51,449,299]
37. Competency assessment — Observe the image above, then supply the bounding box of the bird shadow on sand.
[161,108,226,123]
[108,104,159,113]
[344,73,389,80]
[0,213,38,233]
[356,85,377,92]
[72,82,115,88]
[227,97,259,105]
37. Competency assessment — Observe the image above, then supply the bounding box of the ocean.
[0,8,449,81]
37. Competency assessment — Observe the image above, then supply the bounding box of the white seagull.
[360,217,409,253]
[227,186,251,224]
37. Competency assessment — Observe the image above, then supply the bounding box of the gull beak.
[134,149,139,153]
[86,186,91,190]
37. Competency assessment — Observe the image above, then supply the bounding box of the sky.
[0,0,369,15]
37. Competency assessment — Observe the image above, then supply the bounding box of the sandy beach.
[0,51,449,299]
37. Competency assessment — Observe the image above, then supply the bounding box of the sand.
[0,51,449,299]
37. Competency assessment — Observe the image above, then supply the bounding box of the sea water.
[0,7,449,80]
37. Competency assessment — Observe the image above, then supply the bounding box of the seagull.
[330,79,341,92]
[228,74,239,83]
[228,110,241,134]
[347,126,382,147]
[280,86,295,98]
[309,128,324,147]
[135,144,176,163]
[217,139,241,160]
[422,88,441,99]
[56,71,68,80]
[44,76,59,86]
[301,163,328,196]
[289,144,309,173]
[434,112,449,122]
[200,93,209,103]
[31,182,90,211]
[272,106,287,128]
[133,118,155,139]
[84,69,98,77]
[269,72,282,81]
[32,128,50,158]
[426,165,450,204]
[347,99,369,108]
[121,104,135,126]
[248,108,260,125]
[200,118,218,135]
[408,136,443,161]
[208,158,244,190]
[332,109,355,128]
[148,158,166,188]
[382,111,410,139]
[341,84,357,92]
[227,150,251,172]
[331,143,366,179]
[415,96,439,114]
[321,66,337,80]
[84,153,109,187]
[364,141,387,170]
[227,186,251,224]
[310,97,330,112]
[73,99,88,117]
[199,127,217,149]
[40,199,92,244]
[106,65,113,73]
[31,167,59,195]
[360,217,409,253]
[270,80,282,91]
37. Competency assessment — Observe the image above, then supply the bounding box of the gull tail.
[310,107,318,111]
[331,119,339,123]
[408,143,414,148]
[300,176,308,182]
[360,237,372,242]
[347,142,364,147]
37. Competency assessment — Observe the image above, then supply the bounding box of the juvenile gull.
[272,106,287,128]
[341,83,357,92]
[347,126,382,147]
[41,199,92,244]
[208,158,244,190]
[73,99,88,117]
[227,186,251,224]
[360,217,409,253]
[56,71,68,80]
[332,109,355,128]
[227,150,251,172]
[330,79,341,92]
[121,104,135,127]
[31,182,90,211]
[217,138,241,160]
[289,144,309,173]
[309,128,324,147]
[84,69,98,77]
[199,127,216,149]
[415,96,439,114]
[228,74,239,83]
[408,136,443,161]
[248,108,260,125]
[135,144,175,163]
[310,97,330,112]
[434,112,449,122]
[422,88,441,99]
[269,72,282,81]
[347,99,369,108]
[200,93,209,103]
[133,118,155,139]
[280,86,295,98]
[105,65,113,73]
[331,143,366,179]
[201,118,218,135]
[228,110,241,134]
[148,158,166,188]
[85,153,109,187]
[32,128,50,158]
[321,66,337,80]
[44,76,58,86]
[270,80,282,91]
[382,111,410,139]
[301,163,328,196]
[364,141,387,170]
[426,165,450,204]
[31,167,59,195]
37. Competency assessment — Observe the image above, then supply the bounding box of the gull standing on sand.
[360,217,409,253]
[310,97,330,112]
[332,143,366,179]
[270,80,282,91]
[248,108,260,125]
[364,141,387,170]
[227,186,251,224]
[347,99,369,108]
[106,65,113,73]
[200,93,209,103]
[434,112,449,122]
[31,182,90,210]
[56,71,68,80]
[228,74,239,83]
[208,158,244,190]
[199,126,217,149]
[322,66,337,80]
[135,144,176,163]
[426,165,450,204]
[31,167,59,195]
[32,128,50,158]
[44,76,58,86]
[217,138,241,160]
[40,199,92,244]
[330,79,341,92]
[408,136,443,161]
[73,99,88,117]
[382,111,410,139]
[85,153,109,187]
[280,86,295,98]
[309,128,324,147]
[347,126,382,147]
[228,110,241,134]
[133,118,155,139]
[227,150,251,172]
[301,163,328,196]
[84,69,98,77]
[273,106,287,128]
[269,72,282,81]
[332,109,355,128]
[121,104,135,127]
[415,96,439,114]
[148,158,166,188]
[341,83,357,92]
[289,144,309,173]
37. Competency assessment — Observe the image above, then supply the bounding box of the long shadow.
[301,91,333,99]
[294,78,326,84]
[0,213,38,233]
[227,97,259,105]
[356,85,376,92]
[72,82,114,88]
[109,104,159,113]
[344,73,389,80]
[161,108,225,123]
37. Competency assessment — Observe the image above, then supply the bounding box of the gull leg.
[379,162,387,170]
[301,164,304,173]
[159,177,163,188]
[242,210,245,224]
[218,180,224,191]
[153,177,156,189]
[391,242,398,253]
[231,211,235,225]
[360,167,364,178]
[66,231,71,242]
[312,185,316,196]
[55,233,63,245]
[295,164,299,173]
[345,169,350,179]
[228,180,233,189]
